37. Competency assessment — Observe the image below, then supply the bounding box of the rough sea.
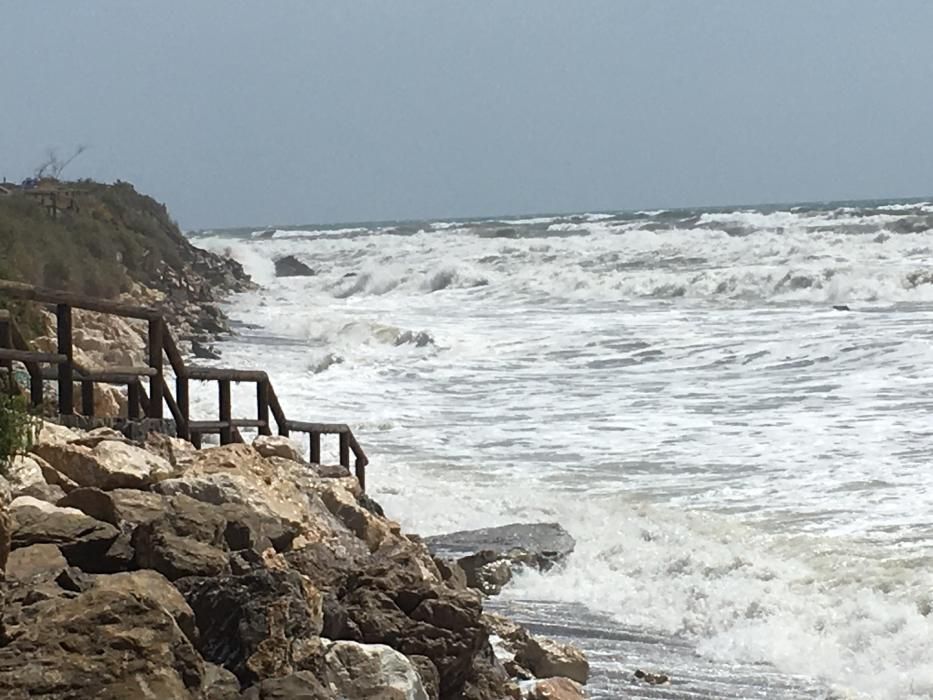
[193,200,933,699]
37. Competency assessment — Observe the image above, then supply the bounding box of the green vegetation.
[0,379,39,474]
[0,180,187,297]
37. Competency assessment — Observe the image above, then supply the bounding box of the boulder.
[240,671,334,699]
[4,543,68,580]
[176,568,324,684]
[92,570,198,644]
[423,523,575,594]
[203,663,243,700]
[484,614,588,685]
[0,587,205,699]
[9,496,119,570]
[522,677,586,700]
[253,435,304,463]
[145,431,199,470]
[274,255,316,277]
[58,486,119,525]
[16,481,66,504]
[3,455,46,496]
[32,419,79,446]
[110,488,171,527]
[133,524,229,581]
[32,439,175,490]
[324,641,429,700]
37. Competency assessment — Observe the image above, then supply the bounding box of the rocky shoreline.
[0,422,590,699]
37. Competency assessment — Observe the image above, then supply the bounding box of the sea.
[192,199,933,699]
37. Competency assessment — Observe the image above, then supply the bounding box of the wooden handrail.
[0,278,369,489]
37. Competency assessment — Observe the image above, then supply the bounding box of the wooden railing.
[0,279,369,489]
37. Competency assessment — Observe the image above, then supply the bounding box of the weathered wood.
[163,379,184,428]
[176,375,189,440]
[0,279,162,320]
[0,318,10,372]
[287,421,349,434]
[78,367,157,382]
[187,420,231,432]
[218,379,232,445]
[339,432,350,468]
[256,379,271,436]
[0,348,67,364]
[267,384,288,437]
[127,381,140,419]
[162,331,185,375]
[187,366,268,382]
[56,304,73,415]
[309,432,321,464]
[147,318,164,419]
[80,380,95,416]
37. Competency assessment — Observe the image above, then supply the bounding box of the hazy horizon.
[3,2,932,229]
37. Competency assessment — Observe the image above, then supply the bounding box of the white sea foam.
[195,200,933,698]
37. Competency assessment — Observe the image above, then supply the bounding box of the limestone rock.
[145,431,199,470]
[0,587,204,699]
[253,435,304,463]
[33,419,79,446]
[16,481,66,504]
[4,543,68,580]
[92,570,198,644]
[324,641,429,700]
[176,568,324,684]
[523,677,586,700]
[32,439,175,490]
[133,524,229,581]
[3,455,46,496]
[518,637,589,685]
[241,671,335,699]
[57,486,119,525]
[203,662,243,700]
[10,496,119,570]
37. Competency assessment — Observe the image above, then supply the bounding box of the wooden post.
[147,318,163,419]
[356,459,366,492]
[339,432,350,468]
[256,379,271,436]
[127,381,140,419]
[190,431,202,449]
[309,431,321,464]
[81,380,94,416]
[176,374,189,441]
[0,317,10,375]
[56,304,73,415]
[29,367,43,407]
[219,379,232,445]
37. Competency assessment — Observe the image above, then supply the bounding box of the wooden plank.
[0,279,162,320]
[187,367,268,382]
[176,375,189,440]
[256,379,271,436]
[127,381,140,419]
[163,379,184,428]
[81,380,94,416]
[218,379,232,444]
[287,421,349,434]
[230,419,269,428]
[147,318,163,419]
[162,330,185,375]
[187,420,231,432]
[267,383,288,437]
[0,348,67,364]
[79,366,157,378]
[56,304,73,415]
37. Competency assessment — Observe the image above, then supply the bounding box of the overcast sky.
[2,2,932,229]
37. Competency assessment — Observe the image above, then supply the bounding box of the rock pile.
[0,425,589,699]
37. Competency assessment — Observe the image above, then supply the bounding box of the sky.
[1,2,932,229]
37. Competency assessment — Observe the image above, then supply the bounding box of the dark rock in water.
[833,304,851,311]
[192,340,221,360]
[423,523,575,595]
[274,255,316,277]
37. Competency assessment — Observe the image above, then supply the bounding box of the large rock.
[484,614,588,685]
[274,255,316,277]
[176,568,324,684]
[0,587,204,699]
[32,439,175,490]
[240,671,335,699]
[324,641,429,700]
[9,496,119,570]
[3,455,46,497]
[33,419,79,446]
[92,570,198,644]
[423,523,575,595]
[522,677,586,700]
[253,435,304,463]
[4,543,68,581]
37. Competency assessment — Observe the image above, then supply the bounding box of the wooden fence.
[0,279,368,489]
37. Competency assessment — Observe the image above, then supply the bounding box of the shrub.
[0,380,40,475]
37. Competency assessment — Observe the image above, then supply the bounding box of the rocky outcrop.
[485,613,589,685]
[274,255,316,277]
[323,641,428,699]
[424,523,575,595]
[1,423,588,698]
